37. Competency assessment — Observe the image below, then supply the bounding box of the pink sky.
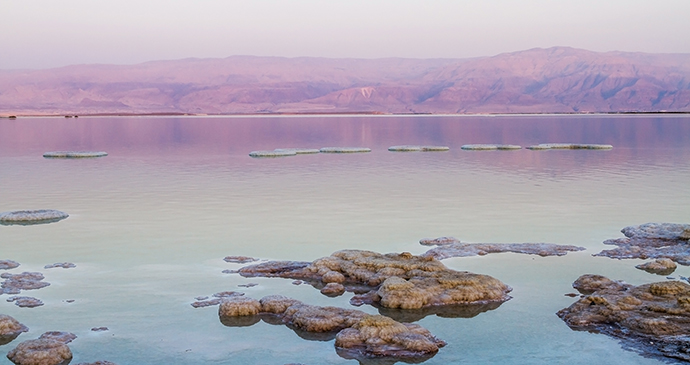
[2,0,690,69]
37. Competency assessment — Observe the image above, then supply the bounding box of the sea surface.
[1,115,689,364]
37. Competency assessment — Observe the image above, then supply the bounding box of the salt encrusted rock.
[558,275,690,362]
[0,210,68,226]
[191,299,221,308]
[526,143,612,150]
[44,263,75,269]
[422,242,586,260]
[90,327,109,332]
[571,274,626,295]
[75,362,117,365]
[239,250,512,309]
[0,314,29,346]
[319,147,371,153]
[38,332,76,344]
[636,259,677,275]
[594,223,690,265]
[6,338,72,365]
[0,260,20,270]
[335,315,446,359]
[237,283,258,288]
[223,256,258,264]
[320,283,345,297]
[273,148,320,154]
[387,145,449,152]
[249,150,297,158]
[192,291,244,308]
[43,151,107,158]
[218,297,262,317]
[6,297,44,308]
[461,144,521,150]
[1,272,50,294]
[220,295,445,360]
[419,237,460,246]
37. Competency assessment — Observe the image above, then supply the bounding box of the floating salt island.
[526,143,613,150]
[43,151,108,158]
[0,210,69,226]
[418,237,586,259]
[248,150,297,158]
[319,147,371,153]
[460,144,521,150]
[388,145,450,152]
[218,295,446,361]
[558,274,690,362]
[594,222,690,265]
[273,148,320,154]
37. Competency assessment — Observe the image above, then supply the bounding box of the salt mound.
[0,260,20,270]
[526,143,612,150]
[388,145,449,152]
[43,151,107,158]
[6,338,72,365]
[0,314,28,346]
[319,147,371,153]
[0,210,68,226]
[249,150,297,158]
[558,275,690,361]
[595,223,690,264]
[461,144,521,150]
[636,259,677,275]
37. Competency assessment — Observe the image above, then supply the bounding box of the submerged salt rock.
[223,256,258,264]
[0,260,20,270]
[44,263,75,269]
[0,315,29,346]
[595,223,690,265]
[218,297,261,317]
[249,150,296,158]
[571,274,625,295]
[319,147,371,153]
[526,143,612,150]
[1,272,50,294]
[419,237,460,246]
[461,144,521,150]
[0,210,68,226]
[240,249,511,309]
[38,332,76,344]
[388,145,449,152]
[423,242,585,259]
[558,275,690,361]
[7,338,72,365]
[43,151,107,158]
[636,259,677,275]
[335,315,446,358]
[6,297,44,308]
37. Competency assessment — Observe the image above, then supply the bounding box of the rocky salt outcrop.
[421,240,586,259]
[0,260,20,270]
[636,259,677,275]
[6,297,44,308]
[594,223,690,264]
[223,256,259,264]
[460,144,521,150]
[526,143,612,150]
[0,210,68,226]
[219,295,446,360]
[43,151,107,158]
[6,332,75,365]
[1,272,50,295]
[558,274,690,362]
[44,263,75,269]
[319,147,371,153]
[388,145,449,152]
[0,314,29,346]
[239,250,512,310]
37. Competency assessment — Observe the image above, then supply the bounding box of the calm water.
[1,115,689,365]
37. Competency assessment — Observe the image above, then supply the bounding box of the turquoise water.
[0,115,689,364]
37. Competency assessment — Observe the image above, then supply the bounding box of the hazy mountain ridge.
[1,47,689,115]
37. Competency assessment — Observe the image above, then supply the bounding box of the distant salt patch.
[461,144,521,150]
[388,145,450,152]
[0,260,20,270]
[43,151,108,158]
[249,150,297,158]
[273,148,320,154]
[526,143,612,150]
[319,147,371,153]
[0,210,68,226]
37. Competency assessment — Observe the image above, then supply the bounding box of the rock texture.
[0,210,68,226]
[558,275,690,362]
[421,240,585,259]
[239,250,512,310]
[219,295,446,360]
[2,47,690,115]
[0,314,29,346]
[595,223,690,264]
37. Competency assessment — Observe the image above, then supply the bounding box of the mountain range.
[1,47,690,115]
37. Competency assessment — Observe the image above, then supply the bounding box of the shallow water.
[0,115,689,364]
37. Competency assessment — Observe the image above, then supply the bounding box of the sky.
[2,0,690,70]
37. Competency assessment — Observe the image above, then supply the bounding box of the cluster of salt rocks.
[1,272,50,308]
[218,295,446,360]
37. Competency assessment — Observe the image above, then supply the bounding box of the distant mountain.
[1,47,689,115]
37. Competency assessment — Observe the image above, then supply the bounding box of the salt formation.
[273,148,320,154]
[0,210,68,226]
[6,297,44,308]
[558,275,690,361]
[387,145,450,152]
[75,362,118,365]
[223,256,258,264]
[249,150,297,157]
[0,260,20,270]
[43,151,107,158]
[219,295,446,360]
[239,250,512,309]
[595,223,690,264]
[319,147,371,153]
[460,144,521,150]
[636,259,677,275]
[44,263,75,269]
[526,143,612,150]
[420,239,585,259]
[1,272,50,295]
[0,314,28,346]
[7,331,75,365]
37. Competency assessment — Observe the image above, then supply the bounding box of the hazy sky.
[2,0,690,69]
